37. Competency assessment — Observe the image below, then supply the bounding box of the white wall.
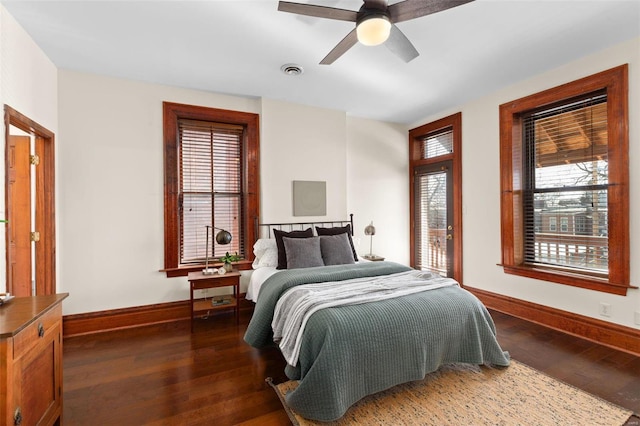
[0,4,58,293]
[259,100,409,262]
[412,37,640,329]
[56,72,406,315]
[57,71,261,314]
[260,99,347,224]
[346,116,409,263]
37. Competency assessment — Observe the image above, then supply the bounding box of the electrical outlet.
[634,311,640,326]
[599,302,612,317]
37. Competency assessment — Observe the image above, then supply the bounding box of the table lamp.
[203,225,232,275]
[364,221,376,260]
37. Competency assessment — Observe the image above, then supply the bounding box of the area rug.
[269,360,634,425]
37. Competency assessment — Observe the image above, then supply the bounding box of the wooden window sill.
[499,264,635,296]
[162,260,253,278]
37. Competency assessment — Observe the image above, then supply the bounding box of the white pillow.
[254,238,276,257]
[257,246,279,268]
[252,238,278,269]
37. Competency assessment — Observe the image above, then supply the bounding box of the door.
[7,135,32,296]
[5,106,56,296]
[409,113,462,282]
[413,161,454,277]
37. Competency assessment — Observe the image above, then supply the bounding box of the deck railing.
[418,230,608,274]
[531,233,608,270]
[418,229,447,274]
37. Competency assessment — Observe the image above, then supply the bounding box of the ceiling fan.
[278,0,475,65]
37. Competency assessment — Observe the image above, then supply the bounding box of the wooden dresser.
[0,294,68,426]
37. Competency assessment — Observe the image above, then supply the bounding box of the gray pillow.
[316,225,358,262]
[283,236,324,269]
[274,228,314,269]
[320,233,356,266]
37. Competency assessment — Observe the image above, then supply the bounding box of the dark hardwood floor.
[63,308,640,425]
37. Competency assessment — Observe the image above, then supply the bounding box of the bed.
[243,218,510,422]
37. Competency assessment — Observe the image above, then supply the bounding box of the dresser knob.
[37,323,45,338]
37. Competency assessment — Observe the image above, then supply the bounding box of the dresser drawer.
[13,304,62,359]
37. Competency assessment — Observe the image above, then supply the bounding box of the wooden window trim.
[162,102,260,277]
[499,65,631,295]
[409,112,463,284]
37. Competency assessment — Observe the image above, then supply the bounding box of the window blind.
[420,129,453,159]
[414,169,448,275]
[522,92,608,273]
[179,119,244,265]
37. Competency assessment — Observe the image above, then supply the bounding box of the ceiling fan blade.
[385,24,419,63]
[388,0,475,24]
[278,2,357,22]
[320,28,358,65]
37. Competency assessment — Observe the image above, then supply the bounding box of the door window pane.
[415,170,448,275]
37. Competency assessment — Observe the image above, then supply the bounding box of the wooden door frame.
[409,112,462,284]
[4,105,56,295]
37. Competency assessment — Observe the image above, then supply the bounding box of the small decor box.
[212,297,232,306]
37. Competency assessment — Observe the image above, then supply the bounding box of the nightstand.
[187,270,240,332]
[363,255,385,261]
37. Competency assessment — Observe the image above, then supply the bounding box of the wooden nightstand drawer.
[191,274,239,290]
[13,304,61,359]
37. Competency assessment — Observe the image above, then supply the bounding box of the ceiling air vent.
[280,64,304,76]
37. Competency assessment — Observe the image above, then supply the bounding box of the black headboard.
[255,214,354,239]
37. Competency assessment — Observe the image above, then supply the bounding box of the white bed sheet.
[246,258,372,303]
[246,267,279,302]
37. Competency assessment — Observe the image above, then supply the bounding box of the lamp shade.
[356,15,391,46]
[364,221,376,236]
[215,229,232,245]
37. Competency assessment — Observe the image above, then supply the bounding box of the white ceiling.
[2,0,639,124]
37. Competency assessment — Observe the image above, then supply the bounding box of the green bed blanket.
[244,262,510,422]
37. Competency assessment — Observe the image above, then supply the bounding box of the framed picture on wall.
[293,180,326,216]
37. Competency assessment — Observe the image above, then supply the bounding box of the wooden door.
[5,106,56,296]
[7,135,32,297]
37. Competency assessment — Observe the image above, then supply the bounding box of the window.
[560,218,568,233]
[163,102,260,277]
[179,120,243,264]
[421,129,453,159]
[499,65,630,295]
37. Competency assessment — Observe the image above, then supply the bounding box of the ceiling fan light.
[356,15,391,46]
